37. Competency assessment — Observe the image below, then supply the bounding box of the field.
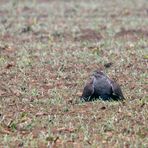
[0,0,148,147]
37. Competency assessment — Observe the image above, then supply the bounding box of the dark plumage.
[81,70,125,101]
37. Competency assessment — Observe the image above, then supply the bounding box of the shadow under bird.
[81,70,125,101]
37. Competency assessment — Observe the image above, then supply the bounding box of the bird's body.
[81,70,125,101]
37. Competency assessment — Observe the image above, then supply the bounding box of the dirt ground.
[0,0,148,147]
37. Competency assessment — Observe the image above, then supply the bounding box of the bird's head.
[92,70,105,78]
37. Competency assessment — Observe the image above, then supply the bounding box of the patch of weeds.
[137,127,148,139]
[17,49,33,69]
[92,47,101,56]
[63,106,69,112]
[9,121,17,131]
[143,54,148,59]
[82,125,91,142]
[39,129,56,143]
[52,30,62,38]
[25,123,33,131]
[101,118,115,133]
[19,133,34,146]
[0,56,6,66]
[77,99,85,105]
[48,115,55,124]
[20,111,28,119]
[139,98,148,107]
[3,135,12,146]
[48,89,65,105]
[31,88,39,97]
[19,81,29,96]
[70,133,78,142]
[48,97,63,105]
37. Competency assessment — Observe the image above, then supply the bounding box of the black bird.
[81,70,125,101]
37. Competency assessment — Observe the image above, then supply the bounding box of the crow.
[81,70,125,101]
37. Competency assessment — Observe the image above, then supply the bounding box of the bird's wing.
[110,80,125,100]
[81,78,94,101]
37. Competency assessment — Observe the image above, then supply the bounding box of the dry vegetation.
[0,0,148,147]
